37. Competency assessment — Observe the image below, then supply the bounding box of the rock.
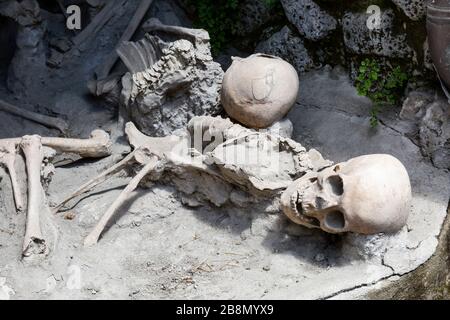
[234,0,273,37]
[7,23,48,96]
[399,91,450,170]
[419,99,450,169]
[280,0,337,41]
[255,26,314,73]
[49,37,72,53]
[47,49,64,68]
[400,90,435,121]
[391,0,426,21]
[0,0,41,27]
[368,206,450,299]
[119,31,223,136]
[342,9,414,59]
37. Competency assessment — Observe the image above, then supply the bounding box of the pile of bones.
[0,9,412,261]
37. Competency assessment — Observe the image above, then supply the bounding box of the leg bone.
[53,150,138,212]
[40,129,112,158]
[0,141,24,212]
[20,135,49,257]
[0,99,68,133]
[2,129,112,158]
[84,156,159,247]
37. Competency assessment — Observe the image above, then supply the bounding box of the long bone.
[0,99,68,133]
[142,18,210,44]
[55,122,221,246]
[54,122,187,211]
[2,129,112,158]
[0,130,112,215]
[21,135,49,257]
[53,149,139,213]
[54,121,219,213]
[57,117,332,247]
[83,156,159,247]
[0,141,24,212]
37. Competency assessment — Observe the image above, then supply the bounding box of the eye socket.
[324,211,345,230]
[326,175,344,196]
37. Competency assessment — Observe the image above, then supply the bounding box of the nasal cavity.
[324,211,345,230]
[327,175,344,196]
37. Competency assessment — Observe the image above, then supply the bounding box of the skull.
[280,154,412,234]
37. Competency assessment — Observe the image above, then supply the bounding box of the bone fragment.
[2,129,112,158]
[0,141,24,212]
[83,156,158,247]
[0,99,68,133]
[142,18,210,43]
[20,135,49,257]
[125,122,182,155]
[53,150,138,212]
[41,130,112,158]
[94,0,155,81]
[117,35,162,74]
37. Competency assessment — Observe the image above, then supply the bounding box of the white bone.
[142,18,210,44]
[61,116,328,246]
[53,149,138,212]
[0,99,68,133]
[0,141,24,212]
[83,156,159,246]
[2,129,112,158]
[280,154,412,234]
[20,135,49,257]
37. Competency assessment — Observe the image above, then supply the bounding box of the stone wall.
[247,0,431,80]
[178,0,430,82]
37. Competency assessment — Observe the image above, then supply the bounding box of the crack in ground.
[377,118,421,148]
[323,233,442,299]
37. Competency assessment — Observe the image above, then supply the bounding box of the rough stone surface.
[1,0,49,96]
[280,0,337,41]
[419,100,450,169]
[234,0,273,37]
[399,90,450,170]
[342,9,414,59]
[120,32,223,137]
[255,26,314,73]
[391,0,426,21]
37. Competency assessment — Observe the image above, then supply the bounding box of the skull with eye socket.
[280,154,412,234]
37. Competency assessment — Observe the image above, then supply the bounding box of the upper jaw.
[289,190,321,229]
